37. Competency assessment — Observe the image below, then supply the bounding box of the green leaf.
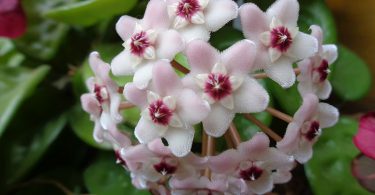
[44,0,138,26]
[0,114,67,185]
[69,104,112,150]
[0,38,25,67]
[84,153,150,195]
[0,65,50,138]
[299,0,337,43]
[13,0,72,60]
[210,25,244,51]
[330,46,372,101]
[306,117,372,195]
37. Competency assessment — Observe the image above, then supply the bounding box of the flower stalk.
[265,107,293,123]
[243,114,282,141]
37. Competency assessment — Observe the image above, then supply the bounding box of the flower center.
[239,165,264,181]
[115,150,127,168]
[312,59,329,83]
[94,84,109,106]
[302,121,320,141]
[270,26,293,52]
[204,73,232,101]
[130,31,151,57]
[176,0,200,20]
[153,160,177,175]
[148,100,173,126]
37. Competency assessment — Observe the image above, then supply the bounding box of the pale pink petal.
[293,94,318,125]
[246,171,273,194]
[310,25,323,50]
[116,15,138,41]
[322,44,338,64]
[134,63,153,89]
[81,93,101,117]
[221,40,256,74]
[164,126,195,157]
[176,89,210,125]
[148,139,171,156]
[207,174,230,192]
[258,148,295,170]
[277,122,301,153]
[183,153,208,167]
[156,29,185,60]
[93,122,104,143]
[107,128,132,148]
[294,139,313,163]
[179,24,210,43]
[238,132,270,156]
[203,105,235,137]
[134,117,161,143]
[89,52,111,79]
[239,3,268,40]
[142,162,163,182]
[124,83,147,108]
[316,81,332,100]
[265,57,296,88]
[122,144,155,170]
[286,32,318,60]
[266,0,299,27]
[204,0,238,31]
[152,60,183,96]
[297,81,314,98]
[233,77,269,113]
[297,59,313,80]
[272,170,292,184]
[142,0,170,29]
[209,149,240,173]
[111,50,137,76]
[109,93,123,123]
[185,39,219,74]
[317,103,339,128]
[100,111,115,130]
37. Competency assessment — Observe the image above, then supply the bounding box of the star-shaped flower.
[166,0,238,42]
[183,40,269,137]
[297,25,338,100]
[277,94,339,163]
[124,60,210,156]
[209,133,295,194]
[240,0,318,88]
[81,52,130,148]
[111,0,184,89]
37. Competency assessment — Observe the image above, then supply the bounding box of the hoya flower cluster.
[81,0,339,194]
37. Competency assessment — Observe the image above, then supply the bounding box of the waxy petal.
[135,117,166,143]
[293,139,313,163]
[277,122,301,153]
[293,94,318,125]
[164,126,195,157]
[176,89,210,125]
[142,0,170,29]
[133,63,153,89]
[81,93,101,117]
[111,50,139,76]
[286,32,318,60]
[209,149,241,173]
[203,104,235,137]
[316,81,332,100]
[322,44,338,64]
[124,83,148,108]
[266,0,299,27]
[191,11,205,24]
[185,40,220,74]
[265,57,296,88]
[204,0,238,31]
[246,171,273,194]
[152,60,183,96]
[233,77,269,113]
[179,24,210,42]
[240,3,268,40]
[317,103,339,128]
[156,30,185,60]
[221,40,257,74]
[116,16,138,41]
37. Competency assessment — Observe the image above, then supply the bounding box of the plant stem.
[265,107,293,123]
[119,102,135,110]
[171,60,190,74]
[228,123,241,148]
[243,114,282,141]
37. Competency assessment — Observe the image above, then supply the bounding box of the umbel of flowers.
[81,0,339,194]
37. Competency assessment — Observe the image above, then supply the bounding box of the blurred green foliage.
[0,0,372,194]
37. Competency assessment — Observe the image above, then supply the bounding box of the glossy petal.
[293,139,313,163]
[238,132,269,156]
[204,0,238,31]
[233,77,269,113]
[115,16,138,41]
[221,40,256,74]
[265,57,296,88]
[246,171,273,194]
[135,117,163,143]
[164,126,195,157]
[111,50,138,76]
[286,32,318,60]
[293,94,318,125]
[81,93,101,117]
[277,122,300,153]
[178,24,210,42]
[272,170,292,184]
[266,0,299,27]
[142,0,170,29]
[203,104,235,137]
[156,29,185,60]
[322,44,338,64]
[133,63,153,89]
[185,40,220,74]
[317,81,332,100]
[209,149,240,173]
[177,89,210,125]
[152,60,183,96]
[317,103,339,128]
[239,3,268,40]
[124,83,147,108]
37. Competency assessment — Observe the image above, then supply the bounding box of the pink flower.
[240,0,318,88]
[297,25,338,100]
[209,133,295,194]
[166,0,238,42]
[277,94,339,163]
[124,60,210,156]
[111,0,184,89]
[351,154,375,193]
[121,139,207,187]
[354,112,375,160]
[81,52,130,148]
[183,40,269,137]
[0,0,27,38]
